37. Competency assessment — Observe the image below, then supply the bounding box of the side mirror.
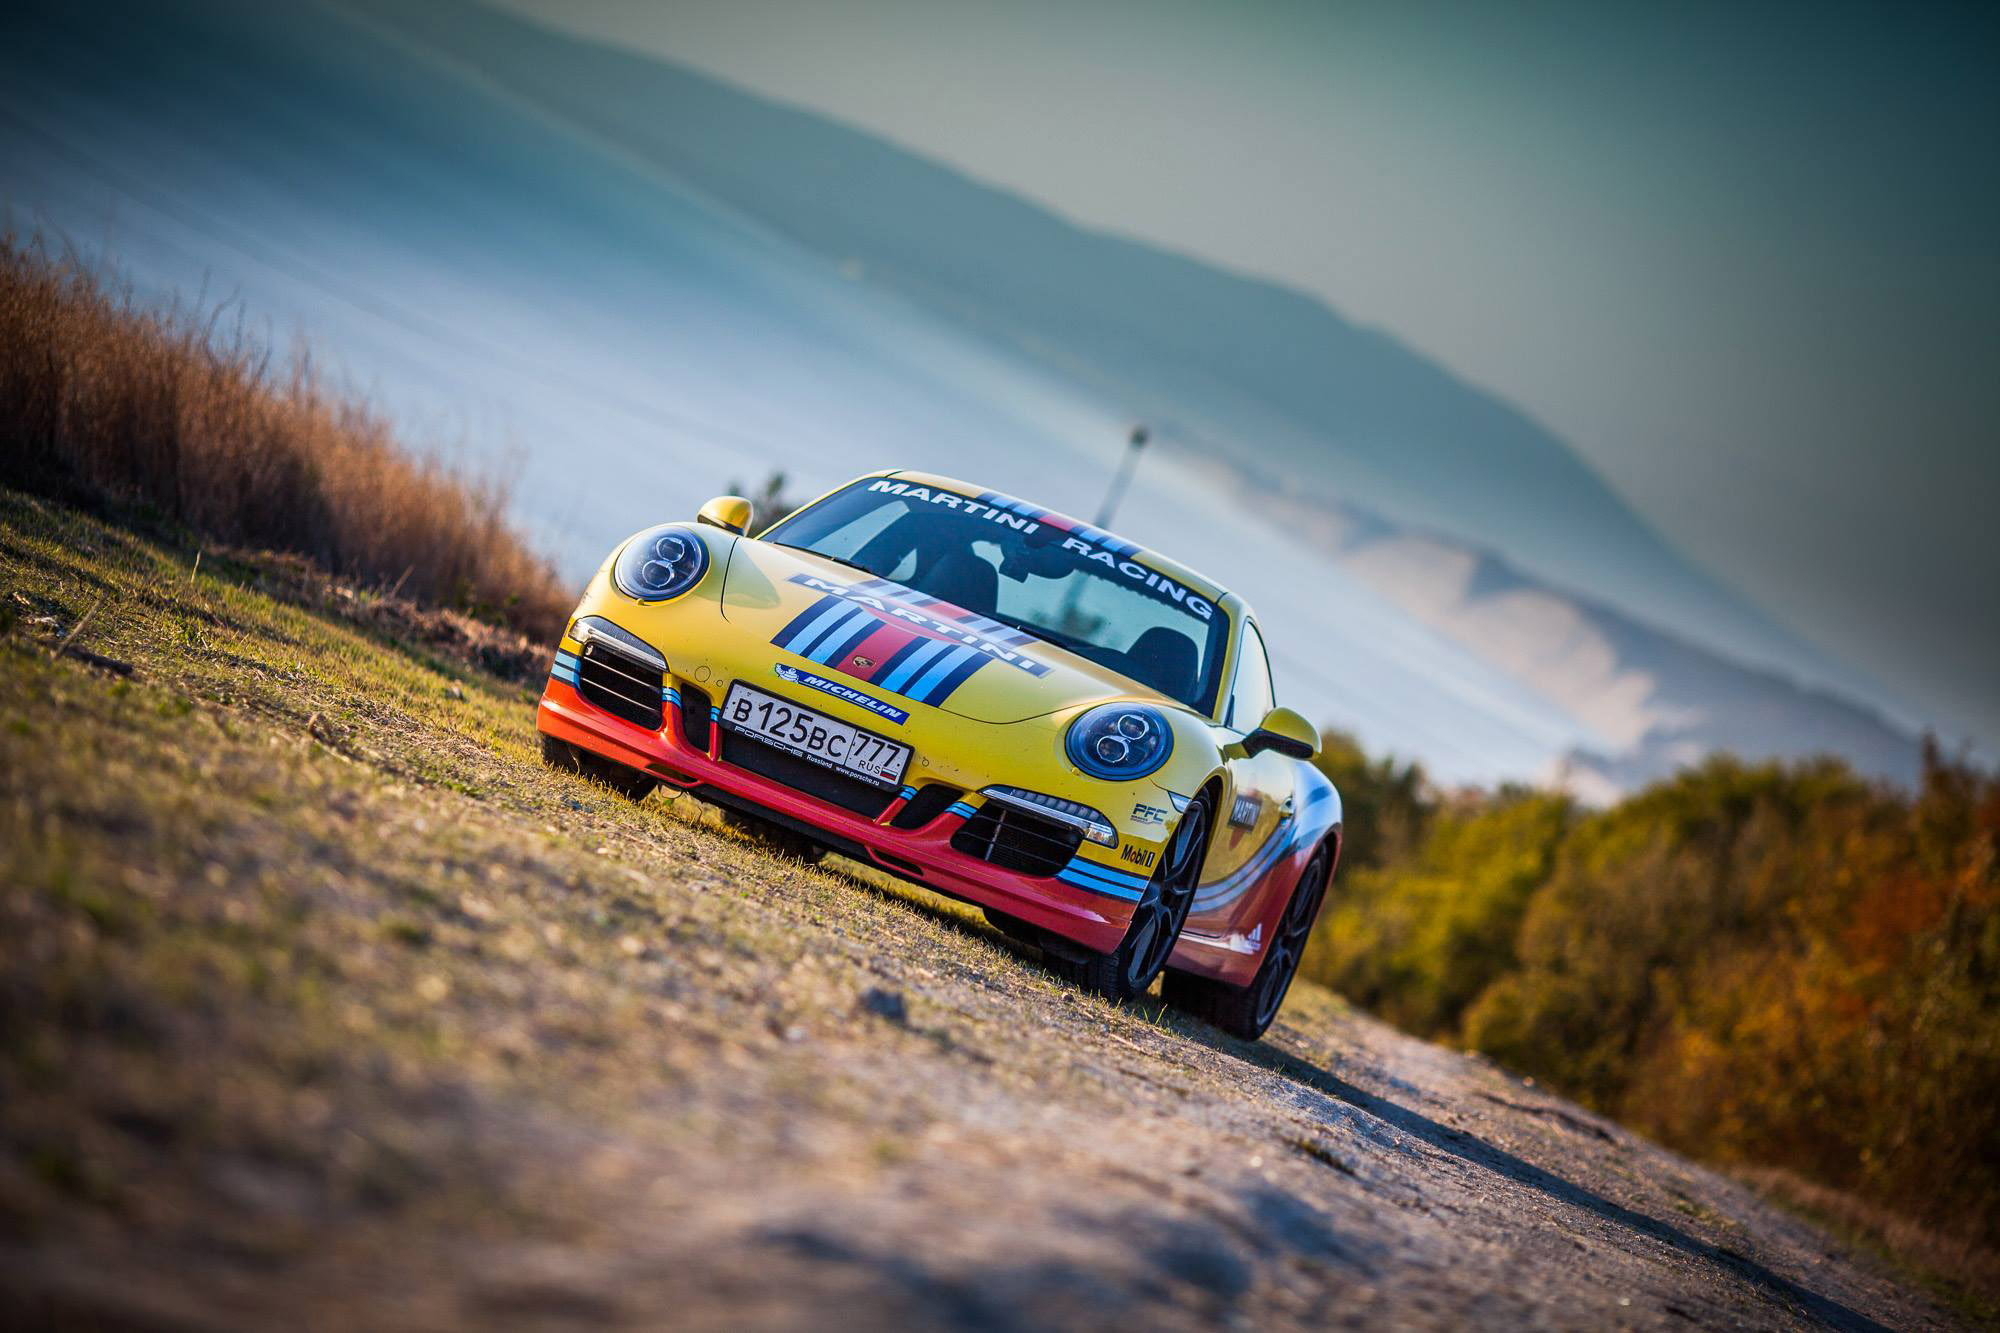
[697,495,753,535]
[1243,706,1318,761]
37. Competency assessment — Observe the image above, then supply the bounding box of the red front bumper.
[537,679,1134,954]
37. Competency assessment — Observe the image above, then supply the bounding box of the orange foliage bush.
[0,238,568,641]
[1309,742,2000,1257]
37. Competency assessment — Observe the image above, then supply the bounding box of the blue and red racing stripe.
[772,595,997,708]
[843,576,1040,648]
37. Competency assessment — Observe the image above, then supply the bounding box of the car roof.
[877,469,1243,616]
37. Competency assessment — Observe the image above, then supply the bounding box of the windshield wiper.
[982,610,1091,653]
[780,545,878,578]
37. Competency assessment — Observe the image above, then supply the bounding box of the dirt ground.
[0,490,1955,1329]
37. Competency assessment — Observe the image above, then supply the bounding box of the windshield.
[763,478,1230,713]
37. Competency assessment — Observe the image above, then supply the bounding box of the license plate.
[719,682,912,788]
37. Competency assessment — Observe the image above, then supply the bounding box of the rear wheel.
[540,733,658,802]
[1048,791,1212,1003]
[1165,841,1332,1040]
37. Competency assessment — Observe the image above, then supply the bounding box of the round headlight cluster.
[612,524,709,602]
[1065,703,1173,781]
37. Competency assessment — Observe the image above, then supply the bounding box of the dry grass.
[0,236,569,641]
[1736,1167,2000,1324]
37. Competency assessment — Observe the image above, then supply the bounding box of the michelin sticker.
[773,663,910,725]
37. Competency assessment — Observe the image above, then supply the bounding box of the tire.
[982,908,1043,946]
[540,732,658,802]
[1165,841,1332,1041]
[1048,791,1212,1003]
[718,807,828,865]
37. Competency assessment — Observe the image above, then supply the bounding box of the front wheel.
[717,808,828,865]
[1048,791,1212,1003]
[541,733,658,802]
[1164,840,1332,1040]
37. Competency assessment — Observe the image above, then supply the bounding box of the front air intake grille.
[577,641,663,730]
[891,783,964,830]
[718,730,894,818]
[951,803,1083,878]
[679,684,712,751]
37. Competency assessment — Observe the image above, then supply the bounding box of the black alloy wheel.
[717,807,828,865]
[1164,840,1333,1041]
[1248,842,1332,1031]
[541,733,659,802]
[1051,791,1212,1002]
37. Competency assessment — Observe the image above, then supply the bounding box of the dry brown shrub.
[0,236,568,642]
[1736,1166,2000,1315]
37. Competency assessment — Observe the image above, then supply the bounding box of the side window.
[1227,621,1275,730]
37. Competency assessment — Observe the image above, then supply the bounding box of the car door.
[1186,618,1302,939]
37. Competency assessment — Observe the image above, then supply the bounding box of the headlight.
[1065,703,1173,781]
[612,524,710,602]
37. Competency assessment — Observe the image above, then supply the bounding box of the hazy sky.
[495,0,1999,747]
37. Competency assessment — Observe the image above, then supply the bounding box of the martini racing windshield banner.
[864,479,1217,624]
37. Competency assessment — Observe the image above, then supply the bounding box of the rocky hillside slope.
[0,490,1947,1329]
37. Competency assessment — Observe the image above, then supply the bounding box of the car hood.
[718,541,1175,725]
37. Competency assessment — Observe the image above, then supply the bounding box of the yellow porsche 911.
[537,471,1342,1038]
